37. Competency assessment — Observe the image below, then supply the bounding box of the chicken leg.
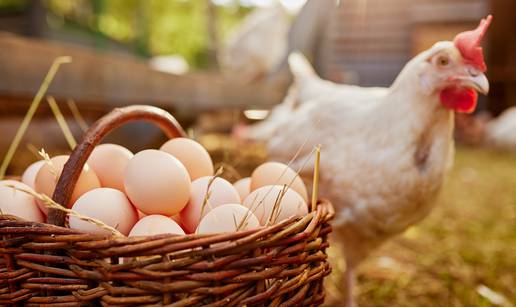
[345,265,357,307]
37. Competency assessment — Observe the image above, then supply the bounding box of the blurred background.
[0,0,515,306]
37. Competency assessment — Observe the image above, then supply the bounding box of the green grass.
[324,147,516,306]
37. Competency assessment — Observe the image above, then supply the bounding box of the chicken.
[242,16,492,306]
[484,107,516,150]
[454,112,491,146]
[219,4,290,83]
[453,108,516,151]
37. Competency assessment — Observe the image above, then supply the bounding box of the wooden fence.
[0,32,286,120]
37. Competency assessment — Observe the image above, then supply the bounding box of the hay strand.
[6,184,123,237]
[47,96,77,150]
[311,145,321,212]
[0,56,72,179]
[67,99,88,132]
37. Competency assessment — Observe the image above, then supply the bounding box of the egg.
[0,180,44,222]
[129,215,185,236]
[242,185,308,225]
[170,214,182,225]
[21,160,45,189]
[69,188,138,236]
[180,176,241,233]
[87,144,133,192]
[124,149,191,216]
[251,162,308,202]
[34,155,101,214]
[137,210,146,220]
[233,177,251,200]
[160,138,214,180]
[137,210,181,226]
[196,204,260,234]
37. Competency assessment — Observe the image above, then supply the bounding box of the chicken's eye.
[435,55,451,67]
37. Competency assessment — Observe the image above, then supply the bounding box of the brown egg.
[160,138,214,180]
[233,177,251,200]
[21,160,45,189]
[243,185,308,225]
[87,144,133,193]
[251,162,308,202]
[69,188,138,236]
[34,155,101,214]
[0,180,44,222]
[129,215,185,236]
[196,204,260,234]
[124,149,191,216]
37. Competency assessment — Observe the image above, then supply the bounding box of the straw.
[6,184,123,237]
[266,184,288,226]
[38,148,57,179]
[311,145,321,212]
[67,99,89,132]
[199,166,224,222]
[26,143,41,160]
[0,56,72,179]
[246,146,317,219]
[47,96,77,150]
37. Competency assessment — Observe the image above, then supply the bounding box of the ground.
[324,146,516,306]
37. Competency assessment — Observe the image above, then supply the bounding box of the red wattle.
[439,87,478,113]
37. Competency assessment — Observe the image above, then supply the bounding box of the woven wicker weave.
[0,105,334,306]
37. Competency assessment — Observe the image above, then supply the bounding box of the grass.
[324,146,516,306]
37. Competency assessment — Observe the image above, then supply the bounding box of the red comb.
[453,15,493,72]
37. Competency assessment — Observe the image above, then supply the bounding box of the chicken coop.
[290,0,516,114]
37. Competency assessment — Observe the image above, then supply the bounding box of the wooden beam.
[0,32,286,117]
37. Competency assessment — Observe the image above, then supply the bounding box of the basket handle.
[47,105,187,227]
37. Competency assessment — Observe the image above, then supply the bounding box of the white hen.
[243,16,492,306]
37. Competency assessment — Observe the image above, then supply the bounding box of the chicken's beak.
[462,72,489,95]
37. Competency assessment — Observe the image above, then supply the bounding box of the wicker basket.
[0,105,334,306]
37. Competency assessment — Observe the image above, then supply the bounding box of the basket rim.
[0,199,333,239]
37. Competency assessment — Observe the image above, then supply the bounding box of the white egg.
[242,185,308,225]
[21,160,45,189]
[69,188,138,236]
[251,162,308,202]
[233,177,251,201]
[0,180,44,222]
[181,176,241,233]
[196,203,260,234]
[129,215,185,236]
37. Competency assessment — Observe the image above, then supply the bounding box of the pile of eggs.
[0,138,309,237]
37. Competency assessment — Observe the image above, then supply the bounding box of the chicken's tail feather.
[288,52,316,80]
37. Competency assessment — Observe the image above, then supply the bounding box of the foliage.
[45,0,251,68]
[0,0,27,11]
